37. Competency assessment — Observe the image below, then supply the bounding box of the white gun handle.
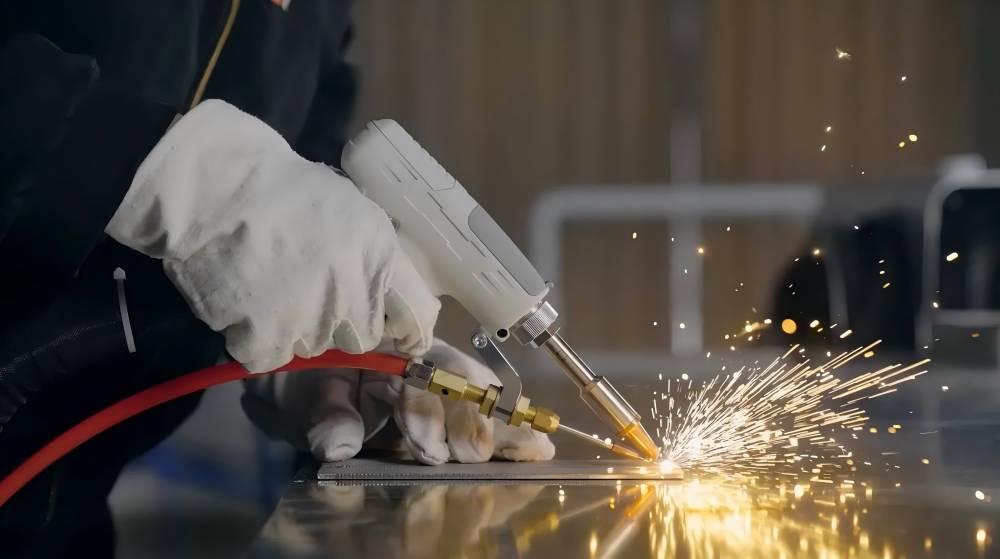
[342,120,549,340]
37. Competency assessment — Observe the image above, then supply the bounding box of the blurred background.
[109,1,1000,556]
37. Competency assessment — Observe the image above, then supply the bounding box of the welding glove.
[105,100,439,372]
[242,339,556,464]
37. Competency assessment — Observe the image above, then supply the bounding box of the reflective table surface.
[248,369,1000,558]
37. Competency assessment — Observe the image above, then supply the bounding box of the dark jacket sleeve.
[294,23,359,167]
[0,34,175,304]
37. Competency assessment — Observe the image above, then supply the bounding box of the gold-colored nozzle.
[608,442,643,461]
[619,422,661,461]
[426,366,560,434]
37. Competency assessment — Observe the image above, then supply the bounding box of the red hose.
[0,349,408,507]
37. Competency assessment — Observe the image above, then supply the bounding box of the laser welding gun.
[342,121,660,461]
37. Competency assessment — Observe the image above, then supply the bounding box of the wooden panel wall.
[347,0,976,352]
[348,0,672,347]
[701,0,974,346]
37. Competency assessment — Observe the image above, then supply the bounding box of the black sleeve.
[294,23,359,167]
[0,34,175,305]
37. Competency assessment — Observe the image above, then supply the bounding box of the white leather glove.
[106,100,440,372]
[242,339,556,464]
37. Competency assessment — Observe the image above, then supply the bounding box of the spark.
[835,48,852,60]
[654,340,929,480]
[679,322,686,329]
[882,282,891,289]
[825,125,833,133]
[921,458,930,464]
[975,490,986,501]
[839,329,853,339]
[697,246,705,255]
[820,144,827,152]
[809,320,820,328]
[652,321,658,326]
[812,247,822,257]
[781,319,798,334]
[898,141,906,148]
[977,529,987,544]
[908,133,919,142]
[932,301,939,309]
[941,385,949,392]
[946,251,959,262]
[631,232,637,239]
[901,75,908,82]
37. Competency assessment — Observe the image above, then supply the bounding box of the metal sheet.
[316,458,682,481]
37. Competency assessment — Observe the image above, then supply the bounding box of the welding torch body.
[343,121,659,460]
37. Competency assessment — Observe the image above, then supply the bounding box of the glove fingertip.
[307,418,363,462]
[493,430,556,462]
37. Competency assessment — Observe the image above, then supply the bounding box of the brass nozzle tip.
[620,422,661,461]
[609,443,643,461]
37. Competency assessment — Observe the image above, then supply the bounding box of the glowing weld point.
[946,251,959,262]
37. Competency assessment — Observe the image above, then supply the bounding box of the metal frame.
[917,168,1000,349]
[527,183,824,373]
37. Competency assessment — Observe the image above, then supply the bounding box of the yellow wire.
[189,0,241,110]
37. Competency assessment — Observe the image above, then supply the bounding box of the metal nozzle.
[556,424,645,461]
[540,333,661,461]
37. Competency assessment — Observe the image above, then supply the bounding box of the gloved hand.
[106,100,440,372]
[242,339,556,464]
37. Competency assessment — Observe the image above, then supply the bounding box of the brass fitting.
[424,366,560,434]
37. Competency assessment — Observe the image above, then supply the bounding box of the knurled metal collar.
[512,301,560,347]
